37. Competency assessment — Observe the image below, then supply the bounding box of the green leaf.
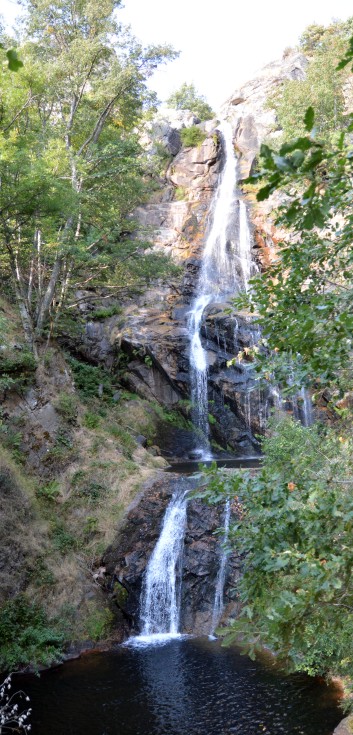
[304,107,315,133]
[257,183,275,202]
[280,138,313,155]
[6,49,23,72]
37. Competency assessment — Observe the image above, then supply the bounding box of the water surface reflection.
[22,638,342,735]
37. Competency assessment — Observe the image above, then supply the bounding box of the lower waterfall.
[209,498,231,637]
[138,488,188,641]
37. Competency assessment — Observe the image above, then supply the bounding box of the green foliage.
[268,20,353,145]
[0,0,178,351]
[50,521,78,553]
[82,412,100,429]
[239,103,353,388]
[0,349,37,393]
[36,480,61,501]
[93,304,122,320]
[174,186,187,201]
[151,401,194,430]
[53,392,78,424]
[71,470,107,501]
[83,605,114,641]
[67,356,117,402]
[108,424,136,458]
[82,515,98,538]
[0,595,63,670]
[0,43,23,71]
[166,82,214,121]
[0,422,23,462]
[180,126,206,148]
[202,418,353,682]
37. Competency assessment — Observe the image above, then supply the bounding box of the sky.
[1,0,353,111]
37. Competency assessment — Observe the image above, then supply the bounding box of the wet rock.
[136,434,147,448]
[103,474,242,637]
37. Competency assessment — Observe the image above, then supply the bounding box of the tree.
[200,420,353,683]
[0,0,178,355]
[166,82,214,121]
[236,104,353,391]
[269,20,353,145]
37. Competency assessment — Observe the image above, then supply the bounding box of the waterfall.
[293,387,313,427]
[188,121,250,456]
[138,489,188,642]
[238,200,254,292]
[209,499,231,637]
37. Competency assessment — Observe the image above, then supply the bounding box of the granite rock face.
[221,51,309,178]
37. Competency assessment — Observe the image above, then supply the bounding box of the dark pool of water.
[21,638,342,735]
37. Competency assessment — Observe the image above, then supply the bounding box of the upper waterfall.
[187,120,255,455]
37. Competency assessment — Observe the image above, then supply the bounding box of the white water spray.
[188,121,253,455]
[209,499,231,637]
[138,490,188,642]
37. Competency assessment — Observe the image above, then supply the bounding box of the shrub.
[67,356,117,403]
[0,595,63,670]
[82,412,100,429]
[36,480,61,501]
[93,304,122,320]
[180,126,206,148]
[50,521,78,553]
[53,392,78,423]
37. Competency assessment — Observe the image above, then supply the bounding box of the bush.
[50,521,78,553]
[0,595,63,670]
[180,126,206,148]
[36,480,61,501]
[53,392,78,423]
[93,304,122,320]
[67,356,117,403]
[82,411,100,429]
[201,417,353,684]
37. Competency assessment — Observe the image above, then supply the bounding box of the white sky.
[1,0,353,110]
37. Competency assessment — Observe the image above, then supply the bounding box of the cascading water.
[209,498,231,637]
[137,489,188,642]
[238,199,255,292]
[188,121,255,456]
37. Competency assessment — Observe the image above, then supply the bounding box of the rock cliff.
[72,54,311,457]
